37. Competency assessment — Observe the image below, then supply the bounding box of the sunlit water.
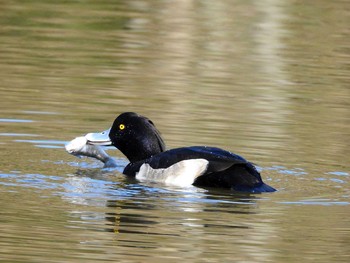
[0,0,349,262]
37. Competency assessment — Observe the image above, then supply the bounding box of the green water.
[0,0,349,262]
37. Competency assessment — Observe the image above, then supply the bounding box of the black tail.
[194,163,276,193]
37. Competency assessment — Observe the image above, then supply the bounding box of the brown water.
[0,0,349,262]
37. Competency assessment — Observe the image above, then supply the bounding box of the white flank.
[136,159,209,187]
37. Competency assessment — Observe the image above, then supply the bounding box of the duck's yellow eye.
[119,124,125,130]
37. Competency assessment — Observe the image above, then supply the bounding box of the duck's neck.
[116,137,165,163]
[124,147,161,163]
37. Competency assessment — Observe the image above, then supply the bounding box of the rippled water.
[0,0,349,262]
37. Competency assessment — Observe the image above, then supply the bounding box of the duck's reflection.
[62,168,277,261]
[63,167,261,230]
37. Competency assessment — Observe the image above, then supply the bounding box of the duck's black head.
[86,112,166,163]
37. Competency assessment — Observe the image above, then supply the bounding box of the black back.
[123,146,275,192]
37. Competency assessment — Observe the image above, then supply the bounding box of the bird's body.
[68,112,275,192]
[123,146,275,192]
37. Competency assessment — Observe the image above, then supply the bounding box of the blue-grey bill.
[85,128,112,146]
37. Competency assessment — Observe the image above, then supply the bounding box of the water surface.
[0,0,349,262]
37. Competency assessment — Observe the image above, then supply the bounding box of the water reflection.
[0,118,35,123]
[62,165,263,215]
[109,193,277,262]
[59,162,278,261]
